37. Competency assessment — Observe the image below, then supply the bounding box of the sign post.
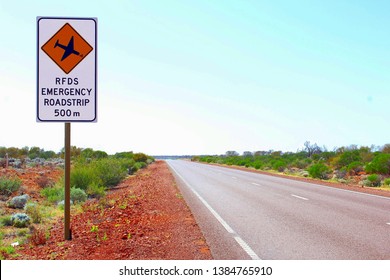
[64,122,71,240]
[37,17,97,240]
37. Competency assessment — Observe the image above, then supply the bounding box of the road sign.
[37,17,97,122]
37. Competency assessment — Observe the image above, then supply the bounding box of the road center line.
[168,162,261,260]
[251,182,261,186]
[291,194,309,201]
[386,223,390,226]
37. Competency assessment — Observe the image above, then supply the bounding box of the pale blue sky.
[0,0,389,155]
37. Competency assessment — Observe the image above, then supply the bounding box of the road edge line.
[167,161,261,260]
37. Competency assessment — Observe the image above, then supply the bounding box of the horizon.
[0,141,388,157]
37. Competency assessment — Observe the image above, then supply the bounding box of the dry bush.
[35,176,54,188]
[29,226,47,246]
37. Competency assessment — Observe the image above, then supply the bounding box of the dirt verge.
[13,161,212,260]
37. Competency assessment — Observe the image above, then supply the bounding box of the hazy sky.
[0,0,389,155]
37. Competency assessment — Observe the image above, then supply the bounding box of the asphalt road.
[166,160,390,260]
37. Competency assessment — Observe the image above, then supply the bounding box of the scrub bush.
[41,186,64,203]
[93,158,127,188]
[346,161,364,175]
[0,176,21,196]
[365,154,390,175]
[29,226,47,246]
[70,187,87,203]
[307,163,331,180]
[86,183,106,199]
[366,174,381,187]
[0,216,13,226]
[8,194,29,209]
[24,202,43,224]
[272,160,287,172]
[70,165,96,191]
[11,213,31,228]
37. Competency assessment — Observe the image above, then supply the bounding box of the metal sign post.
[37,17,97,240]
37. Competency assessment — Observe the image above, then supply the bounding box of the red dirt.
[12,161,212,260]
[0,166,62,213]
[6,160,388,260]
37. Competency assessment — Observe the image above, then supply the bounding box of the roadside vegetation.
[0,146,154,259]
[193,142,390,189]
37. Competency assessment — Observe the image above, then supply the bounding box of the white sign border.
[36,16,98,122]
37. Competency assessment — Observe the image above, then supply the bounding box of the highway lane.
[166,160,390,260]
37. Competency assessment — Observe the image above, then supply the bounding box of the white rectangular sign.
[37,17,97,122]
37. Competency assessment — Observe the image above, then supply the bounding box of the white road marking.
[302,181,390,201]
[387,223,390,226]
[168,162,261,260]
[231,176,237,179]
[291,194,309,201]
[202,160,390,201]
[234,236,261,260]
[251,182,261,186]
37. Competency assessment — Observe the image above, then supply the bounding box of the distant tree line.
[0,146,58,159]
[0,146,154,163]
[193,142,390,185]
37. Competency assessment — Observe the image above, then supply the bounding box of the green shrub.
[86,182,106,198]
[365,154,390,175]
[0,176,21,196]
[41,186,64,203]
[253,161,263,170]
[93,159,127,188]
[366,174,381,187]
[11,213,30,228]
[67,158,129,195]
[24,202,43,224]
[133,153,148,163]
[70,165,96,191]
[0,216,13,226]
[293,159,311,169]
[119,158,136,168]
[129,161,148,174]
[272,160,287,172]
[335,150,362,169]
[70,187,87,203]
[308,163,331,180]
[346,161,364,175]
[383,178,390,186]
[0,245,16,259]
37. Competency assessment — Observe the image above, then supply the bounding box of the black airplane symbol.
[54,36,80,61]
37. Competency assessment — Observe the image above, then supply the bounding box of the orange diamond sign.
[41,23,93,74]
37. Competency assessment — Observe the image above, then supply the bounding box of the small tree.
[382,144,390,154]
[303,141,322,158]
[225,151,239,157]
[243,151,253,157]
